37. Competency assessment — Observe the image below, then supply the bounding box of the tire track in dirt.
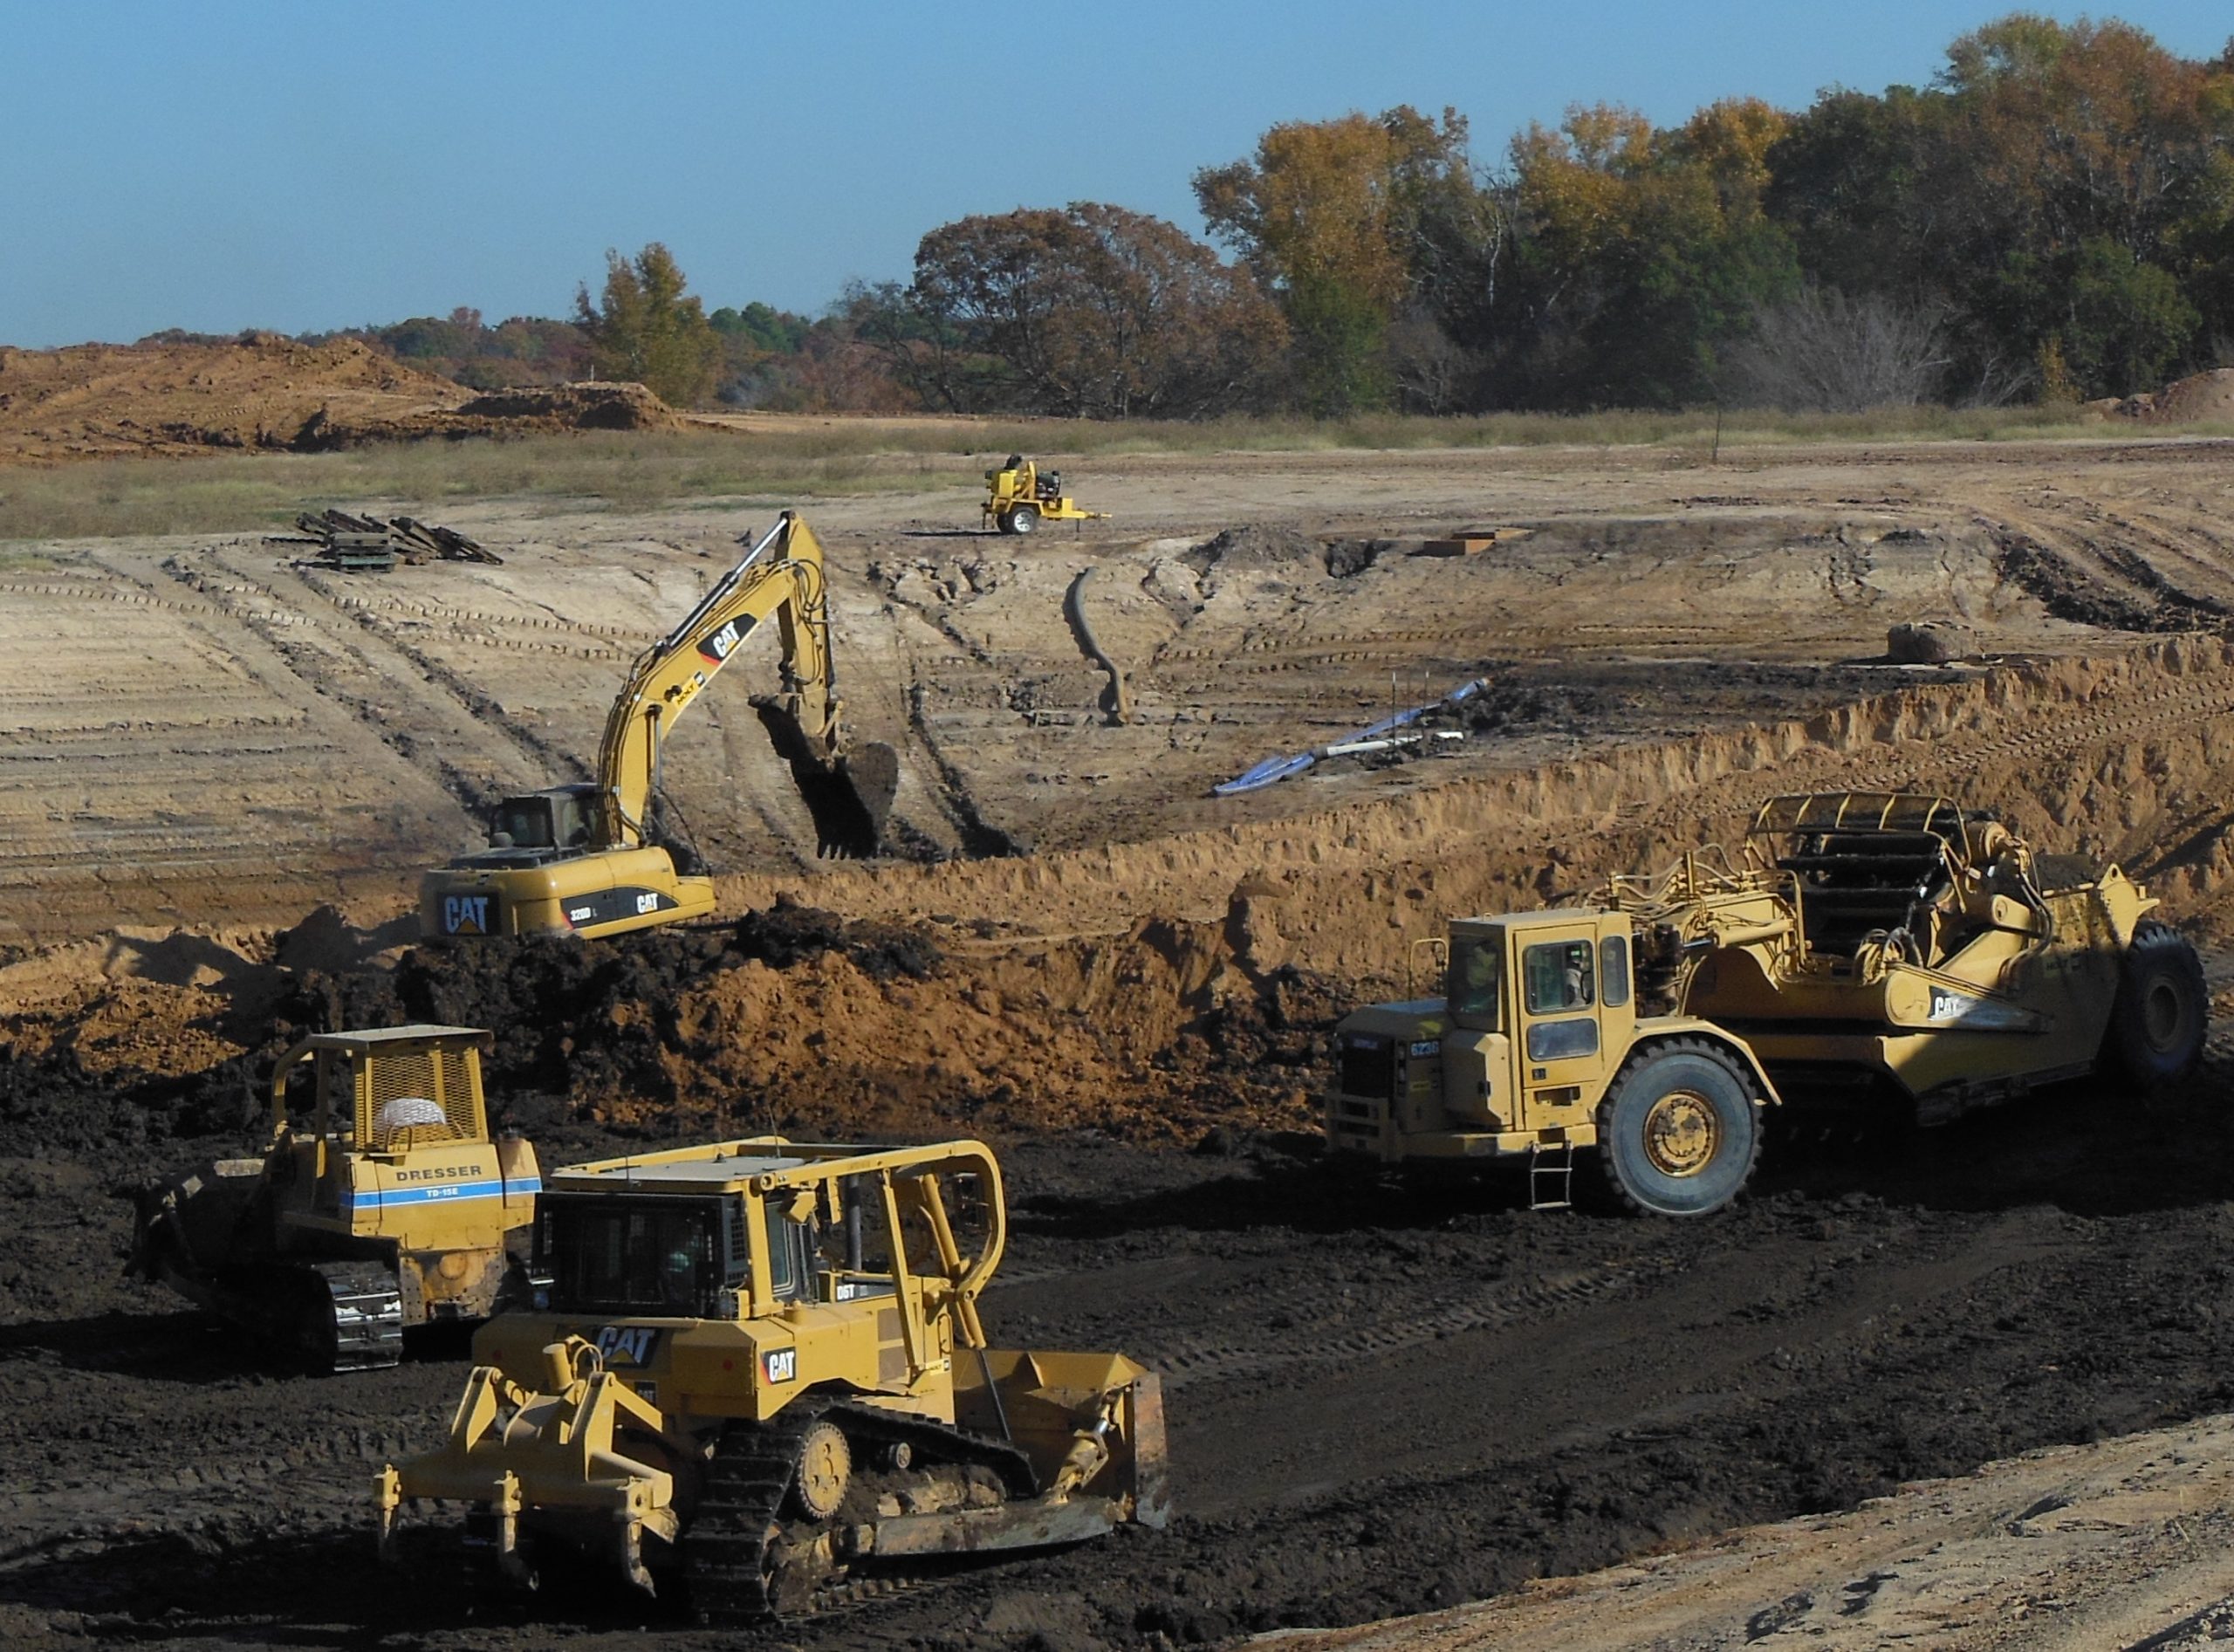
[175,548,570,815]
[0,550,469,936]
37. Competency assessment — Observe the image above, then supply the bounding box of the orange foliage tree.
[1194,106,1490,414]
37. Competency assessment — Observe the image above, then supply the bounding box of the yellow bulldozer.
[376,1137,1167,1617]
[982,455,1107,535]
[421,511,900,942]
[1326,792,2208,1216]
[130,1025,540,1371]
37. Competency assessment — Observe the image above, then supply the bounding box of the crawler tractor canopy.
[131,1025,540,1371]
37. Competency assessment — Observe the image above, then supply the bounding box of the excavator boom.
[595,515,844,848]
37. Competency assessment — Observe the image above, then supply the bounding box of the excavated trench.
[8,635,2234,1649]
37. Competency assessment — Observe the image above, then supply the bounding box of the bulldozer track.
[685,1400,1036,1622]
[170,547,572,810]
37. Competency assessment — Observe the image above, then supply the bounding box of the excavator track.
[682,1400,1039,1623]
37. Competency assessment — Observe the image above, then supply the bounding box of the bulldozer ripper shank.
[376,1137,1167,1617]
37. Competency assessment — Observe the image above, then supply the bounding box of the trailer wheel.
[1007,504,1040,536]
[2109,919,2207,1087]
[1594,1038,1762,1217]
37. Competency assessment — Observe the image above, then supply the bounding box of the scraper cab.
[376,1138,1168,1618]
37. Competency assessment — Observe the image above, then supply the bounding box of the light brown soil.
[9,435,2234,1650]
[1253,1413,2234,1650]
[2111,367,2234,426]
[0,336,675,461]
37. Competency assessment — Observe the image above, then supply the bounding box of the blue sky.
[3,2,2227,347]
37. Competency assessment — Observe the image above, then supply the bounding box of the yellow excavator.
[421,512,899,941]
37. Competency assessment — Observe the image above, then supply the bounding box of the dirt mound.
[2112,367,2234,425]
[0,894,1335,1162]
[1184,524,1326,590]
[451,381,676,432]
[0,334,465,463]
[299,380,682,448]
[0,337,683,463]
[1885,619,1974,662]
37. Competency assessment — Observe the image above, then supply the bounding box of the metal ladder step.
[1529,1140,1575,1211]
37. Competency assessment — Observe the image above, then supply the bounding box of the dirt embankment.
[2098,366,2234,425]
[10,631,2234,1179]
[0,335,676,463]
[730,629,2234,979]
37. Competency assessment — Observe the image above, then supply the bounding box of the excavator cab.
[485,790,597,856]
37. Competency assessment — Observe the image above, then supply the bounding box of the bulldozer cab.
[532,1165,962,1323]
[526,1141,1003,1396]
[271,1025,491,1158]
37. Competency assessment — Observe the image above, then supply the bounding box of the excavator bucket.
[756,698,897,858]
[833,739,901,850]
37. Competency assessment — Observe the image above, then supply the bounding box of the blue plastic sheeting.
[1213,751,1319,795]
[1213,677,1490,797]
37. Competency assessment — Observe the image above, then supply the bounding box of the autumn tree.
[1195,107,1491,415]
[1492,99,1799,408]
[886,203,1286,418]
[1763,17,2234,401]
[574,243,722,408]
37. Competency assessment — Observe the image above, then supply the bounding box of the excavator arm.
[594,511,895,858]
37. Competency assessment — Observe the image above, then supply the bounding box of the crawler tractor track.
[684,1400,1038,1622]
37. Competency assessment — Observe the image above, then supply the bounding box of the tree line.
[307,14,2234,417]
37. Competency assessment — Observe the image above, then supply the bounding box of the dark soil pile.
[1183,524,1326,593]
[294,897,947,1113]
[0,898,1342,1165]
